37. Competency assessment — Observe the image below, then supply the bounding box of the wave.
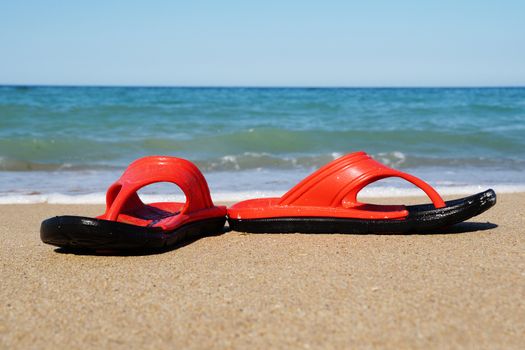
[196,151,412,171]
[2,150,525,173]
[0,157,120,172]
[1,127,524,164]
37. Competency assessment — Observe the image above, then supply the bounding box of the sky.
[0,0,524,87]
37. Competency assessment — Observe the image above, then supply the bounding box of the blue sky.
[0,0,524,87]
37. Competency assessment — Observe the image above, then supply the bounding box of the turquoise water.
[0,86,524,202]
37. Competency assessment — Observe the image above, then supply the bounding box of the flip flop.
[228,152,496,234]
[41,156,227,250]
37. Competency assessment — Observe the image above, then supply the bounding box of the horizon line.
[1,83,525,89]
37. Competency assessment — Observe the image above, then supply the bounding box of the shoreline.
[1,193,524,348]
[1,185,524,204]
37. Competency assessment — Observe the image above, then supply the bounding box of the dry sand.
[1,193,524,349]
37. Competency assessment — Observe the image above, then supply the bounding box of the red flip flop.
[228,152,496,233]
[41,156,227,250]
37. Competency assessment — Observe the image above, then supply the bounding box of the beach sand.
[1,193,524,349]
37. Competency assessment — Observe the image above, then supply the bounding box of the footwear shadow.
[53,228,229,257]
[422,221,498,235]
[225,221,497,236]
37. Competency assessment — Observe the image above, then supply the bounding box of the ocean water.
[0,86,524,203]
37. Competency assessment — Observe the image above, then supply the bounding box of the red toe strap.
[279,152,445,219]
[101,156,215,222]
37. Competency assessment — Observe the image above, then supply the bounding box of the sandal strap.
[279,152,445,209]
[103,156,214,221]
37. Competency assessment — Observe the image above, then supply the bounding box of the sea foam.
[1,184,523,204]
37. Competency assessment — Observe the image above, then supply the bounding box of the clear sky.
[0,0,524,87]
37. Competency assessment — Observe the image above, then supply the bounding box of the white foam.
[358,184,524,197]
[0,184,524,204]
[0,192,107,204]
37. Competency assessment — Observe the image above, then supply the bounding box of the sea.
[1,86,524,204]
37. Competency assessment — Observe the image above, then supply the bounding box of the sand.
[1,193,524,349]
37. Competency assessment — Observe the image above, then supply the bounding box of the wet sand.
[1,193,524,349]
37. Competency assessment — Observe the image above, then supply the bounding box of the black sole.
[40,216,226,250]
[228,189,496,234]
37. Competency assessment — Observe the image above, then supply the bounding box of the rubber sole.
[40,216,226,251]
[228,189,496,234]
